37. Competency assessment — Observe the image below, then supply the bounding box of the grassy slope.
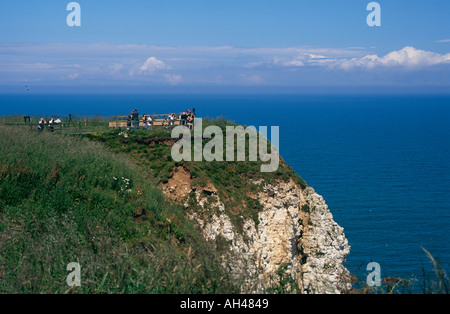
[0,125,239,293]
[83,118,307,232]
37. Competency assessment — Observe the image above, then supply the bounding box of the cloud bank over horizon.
[276,46,450,70]
[0,42,449,92]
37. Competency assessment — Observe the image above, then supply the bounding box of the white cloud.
[274,57,304,67]
[67,73,79,80]
[339,46,450,69]
[238,74,263,85]
[273,53,338,68]
[381,46,449,66]
[140,57,168,72]
[276,46,450,70]
[109,63,124,73]
[435,39,450,43]
[244,61,264,69]
[164,73,183,85]
[0,42,448,88]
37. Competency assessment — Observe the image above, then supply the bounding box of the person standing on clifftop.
[131,109,139,129]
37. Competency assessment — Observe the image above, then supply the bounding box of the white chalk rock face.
[183,177,351,294]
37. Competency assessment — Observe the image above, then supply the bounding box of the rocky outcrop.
[162,172,351,294]
[298,186,351,294]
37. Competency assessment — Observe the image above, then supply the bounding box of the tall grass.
[348,248,449,294]
[420,247,449,294]
[0,125,239,294]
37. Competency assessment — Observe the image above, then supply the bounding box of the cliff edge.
[85,125,352,294]
[162,166,351,294]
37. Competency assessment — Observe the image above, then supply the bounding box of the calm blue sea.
[1,93,449,281]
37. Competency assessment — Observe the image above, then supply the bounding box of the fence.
[0,114,195,134]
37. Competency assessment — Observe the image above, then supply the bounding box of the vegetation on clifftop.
[0,124,239,293]
[82,118,307,232]
[0,117,308,294]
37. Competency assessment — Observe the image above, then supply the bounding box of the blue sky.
[0,0,449,93]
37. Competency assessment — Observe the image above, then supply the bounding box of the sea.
[1,93,449,283]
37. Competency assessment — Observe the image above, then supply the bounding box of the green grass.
[82,119,307,234]
[0,125,240,294]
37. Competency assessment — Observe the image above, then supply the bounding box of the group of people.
[126,108,196,130]
[126,109,141,129]
[180,109,196,129]
[141,114,154,128]
[38,117,62,131]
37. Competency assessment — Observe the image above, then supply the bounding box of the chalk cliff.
[162,167,351,294]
